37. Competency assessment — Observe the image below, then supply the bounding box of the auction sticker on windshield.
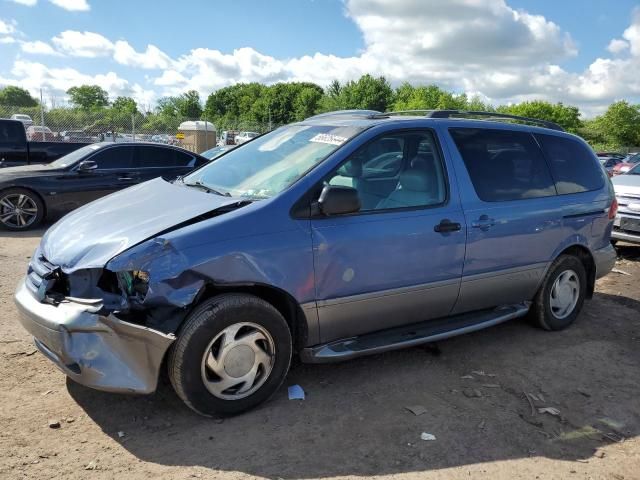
[309,133,348,145]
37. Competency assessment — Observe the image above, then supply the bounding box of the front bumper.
[14,277,175,394]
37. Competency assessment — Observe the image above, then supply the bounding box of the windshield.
[182,124,363,199]
[628,163,640,175]
[48,144,103,168]
[201,146,230,160]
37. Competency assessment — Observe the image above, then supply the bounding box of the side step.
[301,303,530,363]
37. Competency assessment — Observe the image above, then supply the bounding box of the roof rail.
[305,109,383,121]
[423,110,565,131]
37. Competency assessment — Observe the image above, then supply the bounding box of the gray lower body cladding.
[14,277,175,394]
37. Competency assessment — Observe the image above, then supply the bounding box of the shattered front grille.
[25,255,59,297]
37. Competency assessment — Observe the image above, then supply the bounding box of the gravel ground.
[1,227,639,480]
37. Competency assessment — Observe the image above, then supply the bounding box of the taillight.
[608,197,618,219]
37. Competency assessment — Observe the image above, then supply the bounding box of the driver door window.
[327,131,446,211]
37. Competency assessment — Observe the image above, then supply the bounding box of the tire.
[0,188,44,231]
[529,255,587,331]
[168,293,292,416]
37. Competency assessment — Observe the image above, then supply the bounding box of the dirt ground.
[1,227,639,480]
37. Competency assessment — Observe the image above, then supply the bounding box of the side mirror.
[317,184,361,216]
[77,160,97,172]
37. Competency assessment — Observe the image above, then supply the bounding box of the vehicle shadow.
[68,290,640,478]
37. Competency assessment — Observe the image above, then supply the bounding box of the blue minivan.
[14,110,617,416]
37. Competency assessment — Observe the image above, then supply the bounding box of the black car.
[0,142,209,230]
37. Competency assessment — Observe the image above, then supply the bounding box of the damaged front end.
[14,249,177,394]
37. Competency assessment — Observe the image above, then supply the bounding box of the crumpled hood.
[41,177,240,271]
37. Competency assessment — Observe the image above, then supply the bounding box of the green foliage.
[497,101,582,133]
[112,96,138,115]
[322,75,393,112]
[0,86,38,107]
[66,85,109,110]
[178,90,203,118]
[589,101,640,148]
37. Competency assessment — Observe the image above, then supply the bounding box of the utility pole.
[39,88,45,141]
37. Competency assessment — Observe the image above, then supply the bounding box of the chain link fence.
[1,105,276,154]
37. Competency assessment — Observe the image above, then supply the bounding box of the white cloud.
[0,37,16,44]
[0,18,17,35]
[51,30,113,57]
[21,40,61,56]
[113,41,172,69]
[48,0,89,11]
[607,38,629,54]
[7,0,37,5]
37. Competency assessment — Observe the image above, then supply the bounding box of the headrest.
[336,158,362,178]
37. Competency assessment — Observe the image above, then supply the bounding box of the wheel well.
[193,283,309,351]
[0,186,47,218]
[559,245,596,298]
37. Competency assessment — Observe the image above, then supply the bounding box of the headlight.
[117,270,150,298]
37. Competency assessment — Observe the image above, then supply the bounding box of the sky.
[1,0,640,116]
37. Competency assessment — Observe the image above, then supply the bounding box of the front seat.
[376,168,434,209]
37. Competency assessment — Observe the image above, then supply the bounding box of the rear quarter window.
[535,134,604,194]
[450,128,556,202]
[0,121,24,144]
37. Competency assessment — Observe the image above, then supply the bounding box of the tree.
[337,74,393,112]
[177,90,203,118]
[112,96,137,115]
[0,86,38,107]
[592,101,640,147]
[498,101,582,133]
[66,85,109,110]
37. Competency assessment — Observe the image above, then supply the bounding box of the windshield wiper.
[182,179,231,197]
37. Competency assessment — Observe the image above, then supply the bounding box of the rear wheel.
[529,255,587,331]
[168,293,292,416]
[0,188,44,231]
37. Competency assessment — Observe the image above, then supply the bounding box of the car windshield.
[182,124,363,199]
[201,146,230,160]
[47,144,103,168]
[628,164,640,175]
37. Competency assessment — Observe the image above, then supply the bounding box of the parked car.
[234,131,259,144]
[59,130,96,143]
[0,142,208,230]
[200,144,236,160]
[10,114,33,128]
[0,119,89,167]
[14,110,616,416]
[26,126,55,142]
[611,162,640,245]
[217,130,237,146]
[612,152,640,175]
[597,154,624,175]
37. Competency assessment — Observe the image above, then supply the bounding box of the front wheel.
[0,188,44,231]
[529,255,587,331]
[168,294,292,416]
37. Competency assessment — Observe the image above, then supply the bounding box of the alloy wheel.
[0,193,39,229]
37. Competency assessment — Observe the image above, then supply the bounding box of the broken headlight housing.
[117,270,150,299]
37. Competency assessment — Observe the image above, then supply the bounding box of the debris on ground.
[288,384,305,400]
[48,420,60,429]
[420,432,436,441]
[463,388,483,398]
[117,431,125,438]
[85,461,98,470]
[41,390,53,396]
[477,420,486,430]
[460,375,474,379]
[538,407,561,416]
[611,268,632,276]
[576,388,591,398]
[471,370,497,377]
[66,417,75,423]
[405,405,427,416]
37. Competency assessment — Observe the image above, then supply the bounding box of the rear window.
[0,121,24,144]
[135,146,195,168]
[535,134,604,194]
[450,128,556,202]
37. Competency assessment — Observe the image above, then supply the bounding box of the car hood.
[41,177,242,271]
[0,164,60,177]
[612,174,640,195]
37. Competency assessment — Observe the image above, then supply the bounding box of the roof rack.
[421,110,564,131]
[305,109,383,121]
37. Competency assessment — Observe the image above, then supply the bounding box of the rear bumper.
[593,243,617,279]
[14,277,175,394]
